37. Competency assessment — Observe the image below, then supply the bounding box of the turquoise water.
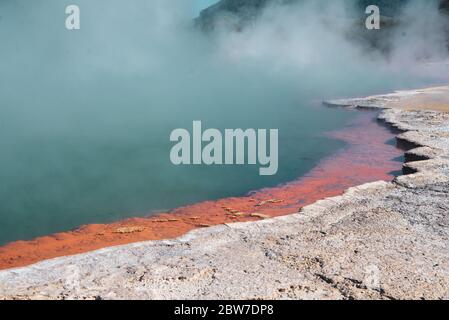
[0,0,444,245]
[0,75,356,245]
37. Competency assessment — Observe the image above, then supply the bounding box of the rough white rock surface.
[1,88,449,300]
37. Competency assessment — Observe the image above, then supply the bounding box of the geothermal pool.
[0,0,445,246]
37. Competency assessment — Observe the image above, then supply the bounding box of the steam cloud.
[208,0,449,79]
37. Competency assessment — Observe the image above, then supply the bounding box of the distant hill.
[196,0,449,28]
[195,0,449,52]
[195,0,414,30]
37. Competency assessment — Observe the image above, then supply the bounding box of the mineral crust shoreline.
[1,86,448,300]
